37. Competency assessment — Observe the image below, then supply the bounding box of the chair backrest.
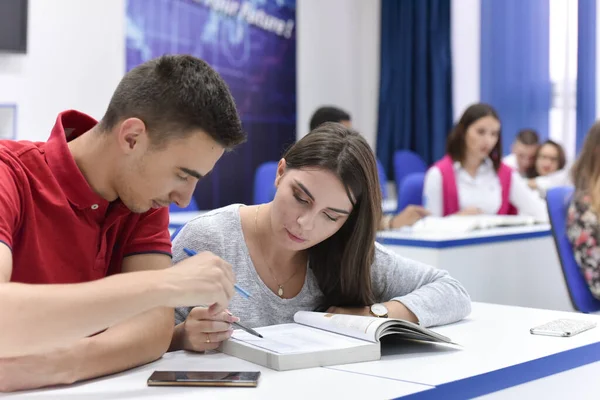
[253,161,279,205]
[546,186,600,313]
[393,151,427,197]
[396,172,426,212]
[168,197,199,213]
[376,158,389,199]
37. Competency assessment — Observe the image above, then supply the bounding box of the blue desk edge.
[395,340,600,399]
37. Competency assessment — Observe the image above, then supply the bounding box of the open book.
[220,311,457,371]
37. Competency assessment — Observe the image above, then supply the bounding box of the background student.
[423,103,548,220]
[567,121,600,298]
[310,106,430,230]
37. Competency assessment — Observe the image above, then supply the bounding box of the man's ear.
[116,118,148,154]
[274,158,287,188]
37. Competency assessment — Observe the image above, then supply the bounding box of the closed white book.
[220,311,456,371]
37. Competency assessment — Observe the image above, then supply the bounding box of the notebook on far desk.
[219,311,458,371]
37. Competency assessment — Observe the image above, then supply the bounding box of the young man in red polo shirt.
[0,54,246,391]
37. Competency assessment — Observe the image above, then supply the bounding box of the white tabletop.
[327,302,600,387]
[9,352,429,400]
[169,211,206,227]
[8,303,600,399]
[477,360,600,400]
[382,198,397,214]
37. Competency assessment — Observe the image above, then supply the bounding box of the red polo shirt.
[0,110,172,284]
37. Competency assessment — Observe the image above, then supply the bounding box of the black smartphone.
[147,370,261,387]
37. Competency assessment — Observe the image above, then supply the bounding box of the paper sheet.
[231,323,369,354]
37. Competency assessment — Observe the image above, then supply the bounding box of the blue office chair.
[396,172,425,213]
[253,161,279,205]
[393,150,427,198]
[376,158,389,199]
[546,186,600,313]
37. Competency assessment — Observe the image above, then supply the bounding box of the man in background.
[503,129,540,176]
[309,106,429,230]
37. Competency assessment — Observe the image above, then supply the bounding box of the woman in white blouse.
[422,103,548,220]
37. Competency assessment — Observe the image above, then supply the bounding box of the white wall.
[297,0,480,149]
[0,0,125,141]
[0,0,481,149]
[296,0,381,150]
[451,0,481,122]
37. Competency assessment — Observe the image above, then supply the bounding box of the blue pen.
[182,248,263,339]
[182,248,251,299]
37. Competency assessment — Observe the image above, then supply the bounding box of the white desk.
[382,198,397,214]
[9,352,429,400]
[6,303,600,399]
[328,302,600,399]
[477,360,600,400]
[377,225,574,312]
[169,211,206,229]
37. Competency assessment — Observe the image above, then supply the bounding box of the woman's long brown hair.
[572,121,600,213]
[282,122,382,308]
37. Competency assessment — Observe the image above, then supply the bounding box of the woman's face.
[269,160,354,251]
[535,143,561,176]
[464,116,501,162]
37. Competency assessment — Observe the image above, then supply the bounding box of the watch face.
[371,303,388,316]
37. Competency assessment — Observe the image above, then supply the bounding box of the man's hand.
[0,346,78,392]
[171,307,239,353]
[390,206,430,229]
[163,251,235,314]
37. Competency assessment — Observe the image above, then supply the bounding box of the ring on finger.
[205,333,211,344]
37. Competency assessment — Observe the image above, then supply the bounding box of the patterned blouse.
[566,191,600,299]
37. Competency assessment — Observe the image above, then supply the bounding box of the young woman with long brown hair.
[168,123,471,353]
[423,103,547,218]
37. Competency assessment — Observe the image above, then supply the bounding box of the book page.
[293,311,387,342]
[230,323,371,354]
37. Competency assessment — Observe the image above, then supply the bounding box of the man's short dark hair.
[309,106,351,131]
[99,54,246,150]
[516,129,539,146]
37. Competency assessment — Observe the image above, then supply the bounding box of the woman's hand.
[456,207,483,216]
[171,307,239,352]
[390,206,430,229]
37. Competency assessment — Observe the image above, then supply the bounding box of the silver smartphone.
[530,319,597,337]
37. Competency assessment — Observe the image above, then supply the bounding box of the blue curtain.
[577,0,597,152]
[376,0,453,176]
[480,0,551,154]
